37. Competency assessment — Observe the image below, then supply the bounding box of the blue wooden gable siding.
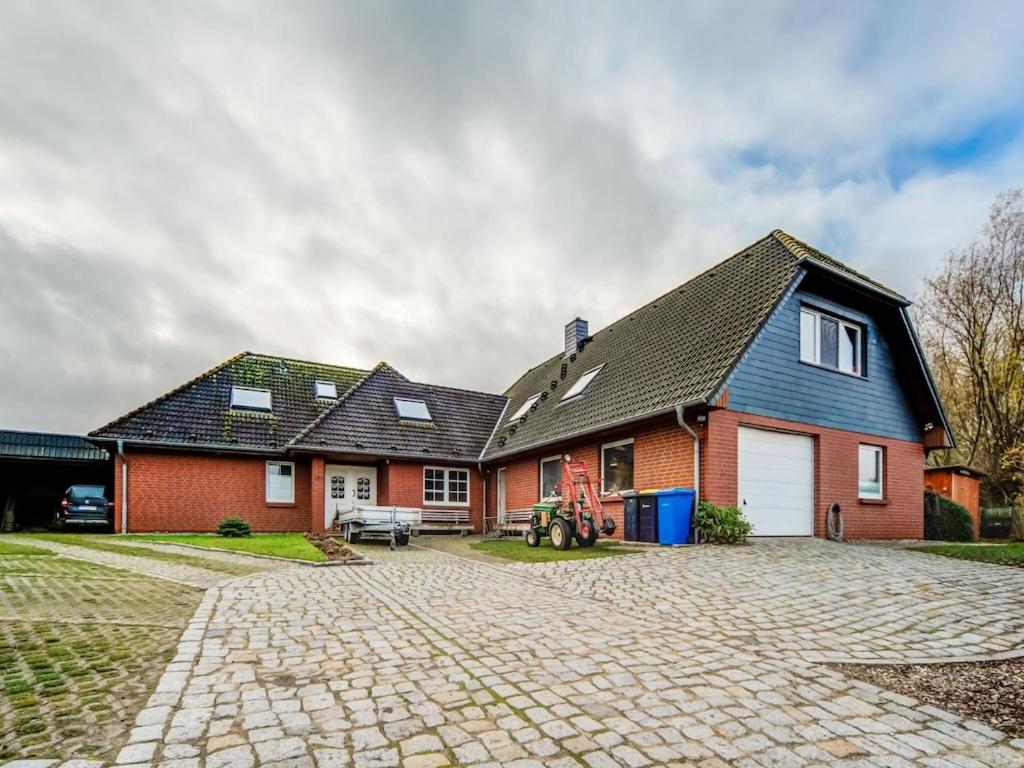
[725,285,921,442]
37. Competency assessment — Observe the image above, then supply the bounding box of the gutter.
[116,439,127,534]
[89,436,282,455]
[898,306,956,449]
[483,399,704,463]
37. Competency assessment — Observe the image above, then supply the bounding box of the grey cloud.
[0,0,1022,433]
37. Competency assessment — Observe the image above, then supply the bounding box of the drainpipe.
[117,440,127,534]
[674,405,700,502]
[478,461,487,536]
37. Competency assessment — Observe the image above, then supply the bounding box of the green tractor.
[524,457,616,550]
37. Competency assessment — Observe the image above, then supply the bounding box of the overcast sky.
[1,1,1023,434]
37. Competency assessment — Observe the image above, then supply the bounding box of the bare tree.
[917,189,1024,506]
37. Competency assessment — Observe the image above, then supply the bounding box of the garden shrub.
[217,517,252,538]
[934,496,974,542]
[694,501,752,544]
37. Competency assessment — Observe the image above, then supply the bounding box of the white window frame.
[799,307,863,376]
[509,393,542,422]
[314,380,337,399]
[422,466,470,507]
[265,461,295,504]
[539,455,562,500]
[561,364,605,401]
[858,445,884,500]
[394,397,432,421]
[600,438,635,496]
[231,386,272,412]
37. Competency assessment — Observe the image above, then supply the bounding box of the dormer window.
[561,364,604,401]
[800,307,862,376]
[230,386,272,412]
[509,393,542,422]
[394,397,432,422]
[314,380,337,399]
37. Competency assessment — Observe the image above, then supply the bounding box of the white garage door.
[738,426,814,536]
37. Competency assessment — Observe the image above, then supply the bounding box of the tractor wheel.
[576,518,599,547]
[524,529,541,547]
[549,518,572,551]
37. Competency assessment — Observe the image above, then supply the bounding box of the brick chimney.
[564,317,588,357]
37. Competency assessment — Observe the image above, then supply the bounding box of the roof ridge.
[90,351,249,437]
[243,351,370,374]
[287,362,388,447]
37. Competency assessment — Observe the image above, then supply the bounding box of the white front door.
[738,426,814,536]
[496,468,507,524]
[325,465,377,528]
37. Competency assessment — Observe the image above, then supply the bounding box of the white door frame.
[325,464,378,528]
[496,467,507,524]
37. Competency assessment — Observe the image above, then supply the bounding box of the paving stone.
[15,541,1017,768]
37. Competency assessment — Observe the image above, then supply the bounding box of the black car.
[57,485,113,531]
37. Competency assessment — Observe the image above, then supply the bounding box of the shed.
[924,465,985,540]
[0,430,112,531]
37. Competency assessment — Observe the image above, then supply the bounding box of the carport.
[0,429,112,531]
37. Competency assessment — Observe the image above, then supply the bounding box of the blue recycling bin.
[656,488,695,545]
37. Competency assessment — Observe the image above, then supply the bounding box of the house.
[924,465,984,539]
[481,230,951,540]
[90,230,952,539]
[89,356,506,534]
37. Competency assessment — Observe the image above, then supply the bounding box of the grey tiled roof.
[482,232,809,460]
[91,353,371,450]
[0,430,109,462]
[294,365,507,462]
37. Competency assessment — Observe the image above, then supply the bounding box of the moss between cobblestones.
[20,533,262,575]
[0,551,201,762]
[0,540,55,557]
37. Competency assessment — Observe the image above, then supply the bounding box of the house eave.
[481,398,707,463]
[87,436,285,455]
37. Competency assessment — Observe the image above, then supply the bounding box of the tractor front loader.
[525,455,616,550]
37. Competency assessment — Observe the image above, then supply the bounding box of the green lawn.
[0,540,54,558]
[129,533,325,562]
[913,542,1024,568]
[471,538,642,562]
[19,534,259,575]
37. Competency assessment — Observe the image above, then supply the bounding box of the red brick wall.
[381,461,485,531]
[122,450,311,532]
[485,414,701,540]
[706,409,925,539]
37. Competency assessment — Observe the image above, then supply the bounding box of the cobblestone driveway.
[95,540,1023,768]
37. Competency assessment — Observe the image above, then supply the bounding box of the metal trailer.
[337,505,417,550]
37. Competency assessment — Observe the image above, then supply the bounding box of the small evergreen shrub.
[694,501,752,544]
[217,517,252,538]
[934,496,974,542]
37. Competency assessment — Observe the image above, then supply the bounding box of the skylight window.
[561,364,604,401]
[231,386,272,412]
[314,380,337,399]
[509,393,542,422]
[394,397,432,421]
